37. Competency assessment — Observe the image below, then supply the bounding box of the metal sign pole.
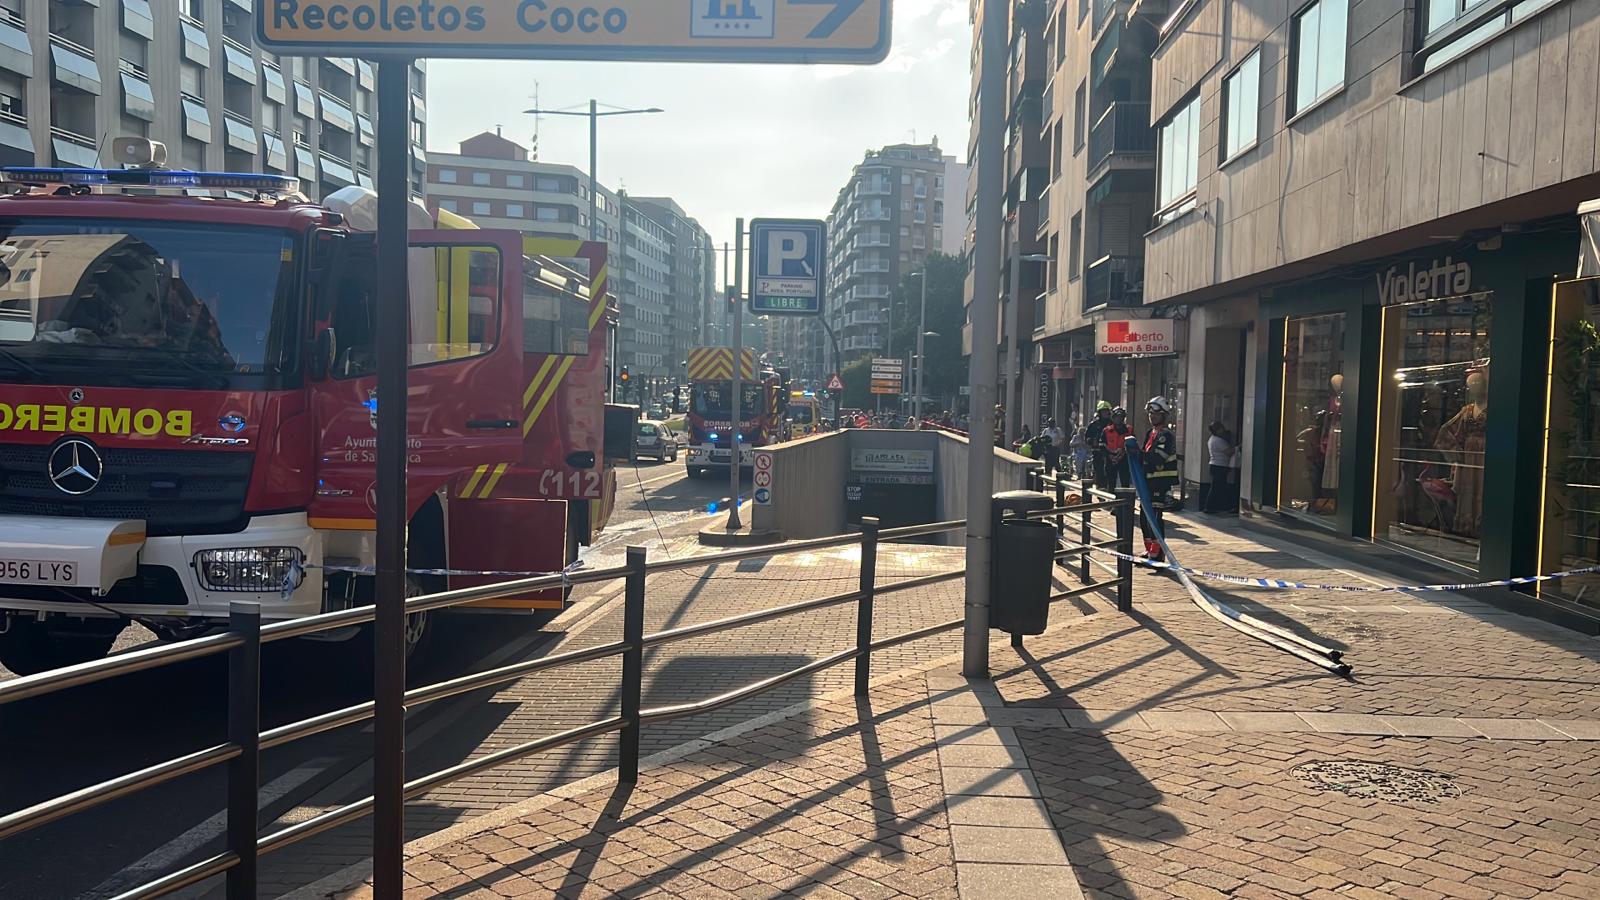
[372,58,411,899]
[964,0,1008,678]
[727,218,744,531]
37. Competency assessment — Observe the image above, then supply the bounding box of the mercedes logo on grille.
[47,438,103,496]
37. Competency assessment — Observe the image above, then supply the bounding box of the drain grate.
[1291,760,1463,804]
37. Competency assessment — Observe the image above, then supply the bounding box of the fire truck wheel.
[0,617,122,676]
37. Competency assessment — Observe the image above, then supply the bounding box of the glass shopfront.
[1542,278,1600,609]
[1279,313,1346,522]
[1373,294,1492,570]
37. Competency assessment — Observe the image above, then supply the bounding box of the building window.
[438,168,457,183]
[1221,50,1261,162]
[1418,0,1559,73]
[536,206,560,221]
[1290,0,1348,116]
[506,203,525,218]
[1278,312,1346,521]
[472,171,491,186]
[1068,213,1082,280]
[1157,93,1200,215]
[472,201,491,216]
[506,173,525,188]
[1072,81,1086,153]
[1374,293,1492,570]
[438,198,458,213]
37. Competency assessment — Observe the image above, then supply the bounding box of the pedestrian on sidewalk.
[1070,419,1090,480]
[1101,407,1133,491]
[1041,417,1064,475]
[1087,401,1113,487]
[1204,421,1237,514]
[1135,397,1179,565]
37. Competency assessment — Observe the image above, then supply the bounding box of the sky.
[424,0,971,254]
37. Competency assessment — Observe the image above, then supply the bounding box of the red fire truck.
[0,160,616,673]
[682,347,790,477]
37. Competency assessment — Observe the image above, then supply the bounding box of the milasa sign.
[1096,319,1176,355]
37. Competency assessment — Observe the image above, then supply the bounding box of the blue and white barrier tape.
[1088,547,1600,594]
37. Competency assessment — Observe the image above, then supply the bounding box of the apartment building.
[1142,0,1600,597]
[0,0,426,196]
[618,195,672,391]
[986,0,1166,441]
[424,131,620,244]
[631,195,716,375]
[799,142,967,384]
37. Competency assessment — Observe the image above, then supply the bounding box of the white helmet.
[1146,396,1172,415]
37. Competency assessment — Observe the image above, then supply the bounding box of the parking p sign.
[750,219,826,315]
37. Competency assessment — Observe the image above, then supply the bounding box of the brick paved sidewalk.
[305,511,1600,899]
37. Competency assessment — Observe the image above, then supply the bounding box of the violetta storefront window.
[1373,293,1492,570]
[1279,313,1346,522]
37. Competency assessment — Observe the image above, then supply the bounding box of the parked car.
[634,420,680,462]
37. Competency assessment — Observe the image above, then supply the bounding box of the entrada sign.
[259,0,892,63]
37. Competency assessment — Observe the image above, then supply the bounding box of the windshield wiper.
[0,346,40,382]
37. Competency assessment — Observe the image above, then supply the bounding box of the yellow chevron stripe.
[523,355,576,435]
[461,464,489,497]
[521,355,559,408]
[478,463,509,499]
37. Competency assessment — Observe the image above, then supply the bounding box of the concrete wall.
[751,429,1040,541]
[751,432,849,538]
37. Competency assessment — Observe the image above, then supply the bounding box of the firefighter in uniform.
[1136,396,1180,565]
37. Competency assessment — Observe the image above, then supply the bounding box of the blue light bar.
[0,167,300,193]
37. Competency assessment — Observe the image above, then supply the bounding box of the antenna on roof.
[530,80,541,161]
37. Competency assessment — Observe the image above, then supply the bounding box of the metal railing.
[1033,472,1138,613]
[1083,254,1144,312]
[1086,101,1154,179]
[0,504,1133,898]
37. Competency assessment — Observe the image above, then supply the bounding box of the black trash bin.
[990,490,1055,635]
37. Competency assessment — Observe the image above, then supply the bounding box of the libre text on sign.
[259,0,891,63]
[749,218,827,315]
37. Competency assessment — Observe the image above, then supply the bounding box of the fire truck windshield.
[692,382,764,418]
[0,219,298,388]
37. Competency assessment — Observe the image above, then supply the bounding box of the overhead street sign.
[258,0,892,63]
[749,218,826,315]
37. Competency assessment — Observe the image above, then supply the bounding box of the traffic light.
[619,366,631,384]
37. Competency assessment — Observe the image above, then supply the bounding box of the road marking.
[83,759,336,899]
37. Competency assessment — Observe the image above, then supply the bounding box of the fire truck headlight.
[707,432,720,442]
[194,547,304,593]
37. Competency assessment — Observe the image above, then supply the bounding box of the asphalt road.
[0,459,739,899]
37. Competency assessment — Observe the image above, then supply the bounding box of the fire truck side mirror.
[309,228,342,271]
[311,327,336,381]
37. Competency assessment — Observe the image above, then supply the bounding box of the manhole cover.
[1291,760,1462,804]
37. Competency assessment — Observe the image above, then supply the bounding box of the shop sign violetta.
[1376,256,1474,305]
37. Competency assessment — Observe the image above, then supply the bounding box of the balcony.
[859,178,892,195]
[1082,255,1144,313]
[844,335,884,352]
[854,284,890,300]
[1086,102,1153,185]
[320,92,355,132]
[222,39,256,85]
[859,206,891,222]
[1092,0,1130,40]
[50,128,98,168]
[223,112,256,154]
[49,36,99,95]
[0,9,30,78]
[847,310,884,326]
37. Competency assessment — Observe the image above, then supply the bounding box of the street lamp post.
[909,269,930,423]
[521,101,664,242]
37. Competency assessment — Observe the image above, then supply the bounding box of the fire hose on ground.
[1124,437,1354,678]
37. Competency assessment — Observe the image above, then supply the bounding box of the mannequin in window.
[1435,369,1488,538]
[1318,373,1344,511]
